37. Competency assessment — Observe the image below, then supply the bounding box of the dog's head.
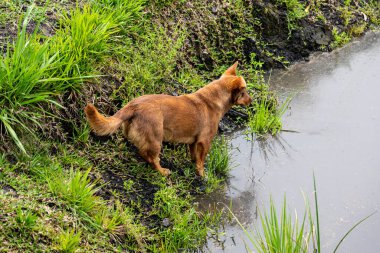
[221,62,252,106]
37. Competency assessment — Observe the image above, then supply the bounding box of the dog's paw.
[196,169,205,177]
[161,168,171,177]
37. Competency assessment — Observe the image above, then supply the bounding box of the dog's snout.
[243,93,253,106]
[248,95,253,104]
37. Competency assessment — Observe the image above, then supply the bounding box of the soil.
[152,0,375,70]
[0,1,378,247]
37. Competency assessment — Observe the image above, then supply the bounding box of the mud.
[153,0,376,71]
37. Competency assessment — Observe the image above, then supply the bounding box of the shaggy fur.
[85,62,252,177]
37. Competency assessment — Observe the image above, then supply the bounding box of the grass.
[0,4,102,153]
[0,5,71,153]
[255,198,311,253]
[57,229,81,253]
[111,25,186,102]
[15,208,38,234]
[0,135,229,251]
[205,136,232,193]
[0,0,379,251]
[277,0,308,34]
[229,175,375,253]
[331,27,351,49]
[246,92,291,137]
[52,5,119,75]
[46,168,103,216]
[152,185,218,252]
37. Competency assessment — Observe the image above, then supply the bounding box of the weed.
[349,22,367,37]
[52,5,119,76]
[0,5,82,153]
[340,6,353,26]
[228,175,375,253]
[247,92,291,137]
[15,208,38,233]
[331,27,351,49]
[361,1,380,26]
[277,0,308,34]
[158,208,212,252]
[153,186,188,219]
[57,229,81,253]
[73,122,90,144]
[47,168,103,216]
[152,185,216,252]
[112,26,186,102]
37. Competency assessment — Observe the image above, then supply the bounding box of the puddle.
[201,32,380,252]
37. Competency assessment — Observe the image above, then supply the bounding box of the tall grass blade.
[333,212,376,253]
[0,114,26,153]
[313,172,321,253]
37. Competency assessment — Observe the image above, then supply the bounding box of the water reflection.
[204,31,380,253]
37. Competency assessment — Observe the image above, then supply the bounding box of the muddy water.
[202,32,380,253]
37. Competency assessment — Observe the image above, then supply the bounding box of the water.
[202,32,380,253]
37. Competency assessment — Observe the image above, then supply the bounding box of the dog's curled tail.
[84,104,124,136]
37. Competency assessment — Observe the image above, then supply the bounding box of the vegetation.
[331,27,352,49]
[247,93,291,137]
[0,0,378,251]
[230,175,375,253]
[277,0,308,34]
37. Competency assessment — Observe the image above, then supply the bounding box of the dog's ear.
[223,61,239,76]
[231,76,246,90]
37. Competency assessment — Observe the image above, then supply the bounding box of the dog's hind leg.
[139,144,171,176]
[126,116,170,176]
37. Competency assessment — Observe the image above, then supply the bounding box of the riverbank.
[0,0,379,251]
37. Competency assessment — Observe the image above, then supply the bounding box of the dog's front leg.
[194,141,211,177]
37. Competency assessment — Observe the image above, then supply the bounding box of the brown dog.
[84,62,252,177]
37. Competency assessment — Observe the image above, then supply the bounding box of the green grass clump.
[254,198,311,253]
[207,136,231,177]
[247,92,290,137]
[229,175,375,253]
[52,5,119,76]
[57,229,81,253]
[277,0,307,34]
[331,27,351,49]
[152,185,215,252]
[205,136,232,192]
[47,168,103,216]
[0,6,82,153]
[15,208,38,234]
[92,0,146,34]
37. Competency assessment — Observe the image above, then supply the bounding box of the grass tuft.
[15,208,38,234]
[247,93,291,137]
[47,168,103,216]
[152,185,216,252]
[57,229,81,253]
[229,175,375,253]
